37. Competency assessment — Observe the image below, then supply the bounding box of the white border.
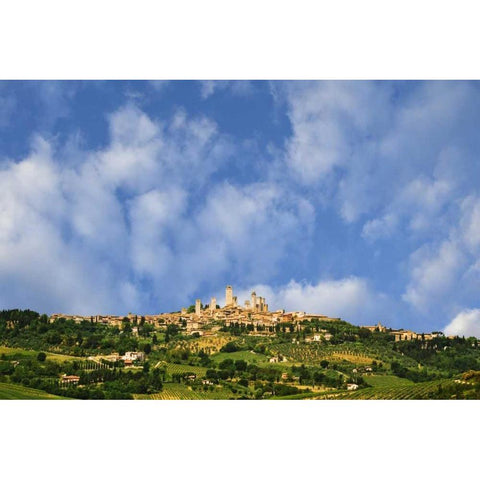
[1,0,480,79]
[1,399,479,479]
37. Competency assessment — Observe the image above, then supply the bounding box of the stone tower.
[210,297,216,313]
[225,285,233,307]
[195,299,201,316]
[251,291,257,312]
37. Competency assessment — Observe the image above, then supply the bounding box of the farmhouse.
[123,352,145,362]
[60,375,80,385]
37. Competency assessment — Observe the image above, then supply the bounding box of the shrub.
[37,352,47,362]
[220,342,238,353]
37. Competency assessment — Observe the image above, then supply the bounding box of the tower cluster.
[194,285,269,317]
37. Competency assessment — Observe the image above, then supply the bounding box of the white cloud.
[284,81,393,189]
[194,182,315,284]
[362,213,398,241]
[0,138,128,315]
[283,81,480,229]
[149,80,170,92]
[402,240,466,313]
[281,81,480,325]
[401,193,480,316]
[128,188,187,277]
[199,80,253,99]
[0,103,318,315]
[232,277,390,325]
[200,80,228,99]
[459,196,480,252]
[0,105,231,314]
[444,309,480,338]
[362,174,456,241]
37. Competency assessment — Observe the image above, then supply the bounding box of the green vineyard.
[164,363,208,376]
[134,383,234,400]
[270,342,420,370]
[364,375,414,388]
[333,379,456,399]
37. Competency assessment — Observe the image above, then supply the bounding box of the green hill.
[0,382,67,400]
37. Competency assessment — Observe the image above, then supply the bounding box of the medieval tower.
[225,285,233,307]
[251,291,257,312]
[210,297,216,313]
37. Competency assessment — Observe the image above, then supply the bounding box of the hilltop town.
[1,285,479,400]
[49,285,445,342]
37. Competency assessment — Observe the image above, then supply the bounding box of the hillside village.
[49,285,445,342]
[1,285,479,400]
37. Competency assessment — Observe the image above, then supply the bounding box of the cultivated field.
[364,375,414,388]
[134,383,234,400]
[164,363,208,376]
[271,343,377,365]
[334,379,455,399]
[212,350,269,364]
[329,351,376,365]
[0,382,67,400]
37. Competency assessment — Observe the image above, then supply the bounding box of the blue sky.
[2,80,480,336]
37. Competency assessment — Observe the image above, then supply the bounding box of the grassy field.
[0,346,37,360]
[212,350,269,364]
[0,346,79,364]
[364,375,414,388]
[0,382,67,400]
[334,379,455,400]
[134,383,234,400]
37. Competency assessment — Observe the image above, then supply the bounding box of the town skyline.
[48,284,452,342]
